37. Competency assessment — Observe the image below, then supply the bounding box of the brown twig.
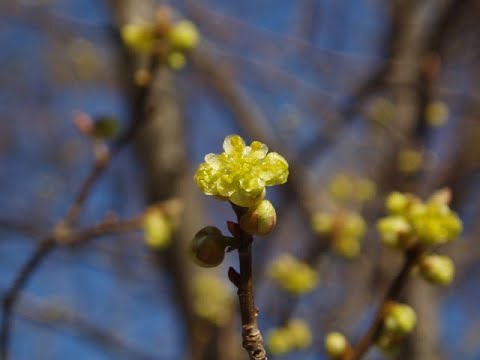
[346,245,425,360]
[15,294,157,360]
[0,213,143,359]
[230,204,268,360]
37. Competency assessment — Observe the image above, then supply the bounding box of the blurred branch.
[347,246,425,360]
[15,294,157,360]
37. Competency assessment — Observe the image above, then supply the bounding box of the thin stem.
[231,204,267,360]
[0,237,56,358]
[347,246,424,360]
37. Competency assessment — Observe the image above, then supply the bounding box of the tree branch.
[230,204,267,360]
[346,246,425,360]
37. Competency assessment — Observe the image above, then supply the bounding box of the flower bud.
[325,332,348,359]
[188,226,227,268]
[121,22,155,53]
[384,302,417,335]
[92,116,120,140]
[239,200,276,236]
[143,208,172,249]
[425,100,449,127]
[377,216,412,248]
[167,20,199,49]
[386,192,409,215]
[419,254,455,285]
[167,51,186,70]
[311,212,333,234]
[287,319,312,349]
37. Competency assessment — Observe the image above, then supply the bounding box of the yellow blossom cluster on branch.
[194,135,288,208]
[121,6,200,70]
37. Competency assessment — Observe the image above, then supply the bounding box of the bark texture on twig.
[231,204,267,360]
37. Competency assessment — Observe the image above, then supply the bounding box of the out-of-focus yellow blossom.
[377,189,462,249]
[328,174,353,201]
[425,100,449,127]
[192,273,233,326]
[325,332,349,359]
[375,332,401,355]
[167,51,186,70]
[397,149,423,174]
[312,210,366,259]
[268,254,319,295]
[377,216,412,248]
[167,20,200,49]
[383,302,417,335]
[143,207,172,248]
[121,22,156,53]
[287,319,312,349]
[194,135,289,207]
[419,254,455,285]
[327,174,376,203]
[267,319,312,355]
[354,177,377,203]
[368,97,396,125]
[268,327,292,355]
[311,212,333,234]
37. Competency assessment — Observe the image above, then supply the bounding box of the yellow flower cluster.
[268,254,319,294]
[327,174,376,203]
[121,9,200,70]
[267,319,312,355]
[377,190,462,249]
[311,210,367,258]
[194,135,289,207]
[192,273,234,326]
[376,302,417,354]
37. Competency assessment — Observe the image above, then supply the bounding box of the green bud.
[419,254,455,285]
[384,302,417,335]
[325,332,348,358]
[92,116,120,140]
[188,226,227,268]
[239,200,276,236]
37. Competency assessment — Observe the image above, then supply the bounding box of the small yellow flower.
[419,254,455,285]
[383,302,417,335]
[167,51,186,70]
[325,332,348,359]
[194,135,289,207]
[167,20,200,49]
[143,208,172,248]
[121,22,156,53]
